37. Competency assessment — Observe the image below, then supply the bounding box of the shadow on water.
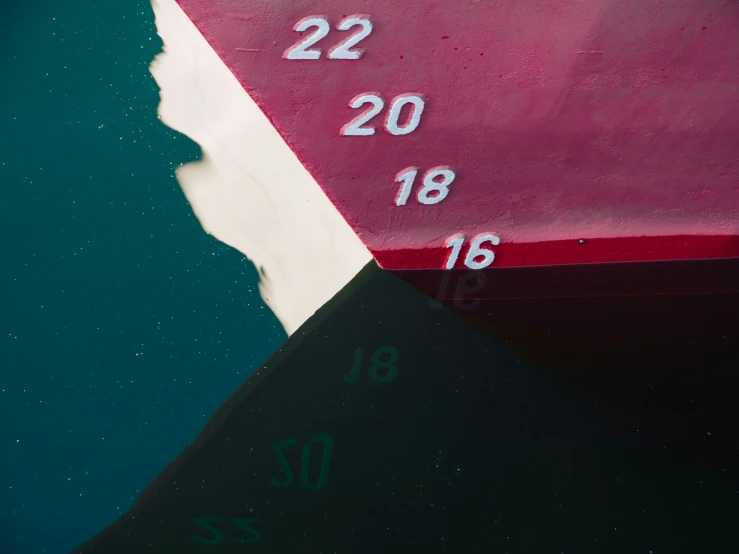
[0,1,287,553]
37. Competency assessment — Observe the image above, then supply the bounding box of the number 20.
[342,94,425,136]
[284,15,373,60]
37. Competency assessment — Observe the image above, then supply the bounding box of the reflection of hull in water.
[396,258,739,394]
[72,262,739,553]
[174,0,739,270]
[395,256,739,303]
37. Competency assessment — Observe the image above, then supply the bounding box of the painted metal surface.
[176,0,739,269]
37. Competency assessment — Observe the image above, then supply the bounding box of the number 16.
[444,233,501,270]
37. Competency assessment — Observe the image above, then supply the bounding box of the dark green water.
[1,2,286,552]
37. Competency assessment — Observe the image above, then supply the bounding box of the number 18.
[395,167,455,206]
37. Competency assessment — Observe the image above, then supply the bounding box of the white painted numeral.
[385,95,425,135]
[341,94,385,136]
[342,94,425,136]
[395,167,455,206]
[444,235,465,270]
[418,167,454,205]
[464,234,500,269]
[328,16,373,60]
[284,15,373,60]
[395,167,419,206]
[444,234,501,270]
[283,16,331,60]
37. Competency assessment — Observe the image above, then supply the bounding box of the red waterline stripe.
[373,235,739,270]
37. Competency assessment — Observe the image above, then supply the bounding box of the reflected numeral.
[269,437,296,488]
[193,516,261,545]
[232,518,263,543]
[344,346,399,383]
[429,271,487,310]
[193,517,225,545]
[270,432,334,490]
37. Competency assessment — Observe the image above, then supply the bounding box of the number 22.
[283,15,373,60]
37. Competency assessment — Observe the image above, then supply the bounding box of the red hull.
[176,0,739,270]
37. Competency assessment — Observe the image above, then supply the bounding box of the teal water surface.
[0,1,287,552]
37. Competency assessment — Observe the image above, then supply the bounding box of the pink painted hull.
[176,0,739,270]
